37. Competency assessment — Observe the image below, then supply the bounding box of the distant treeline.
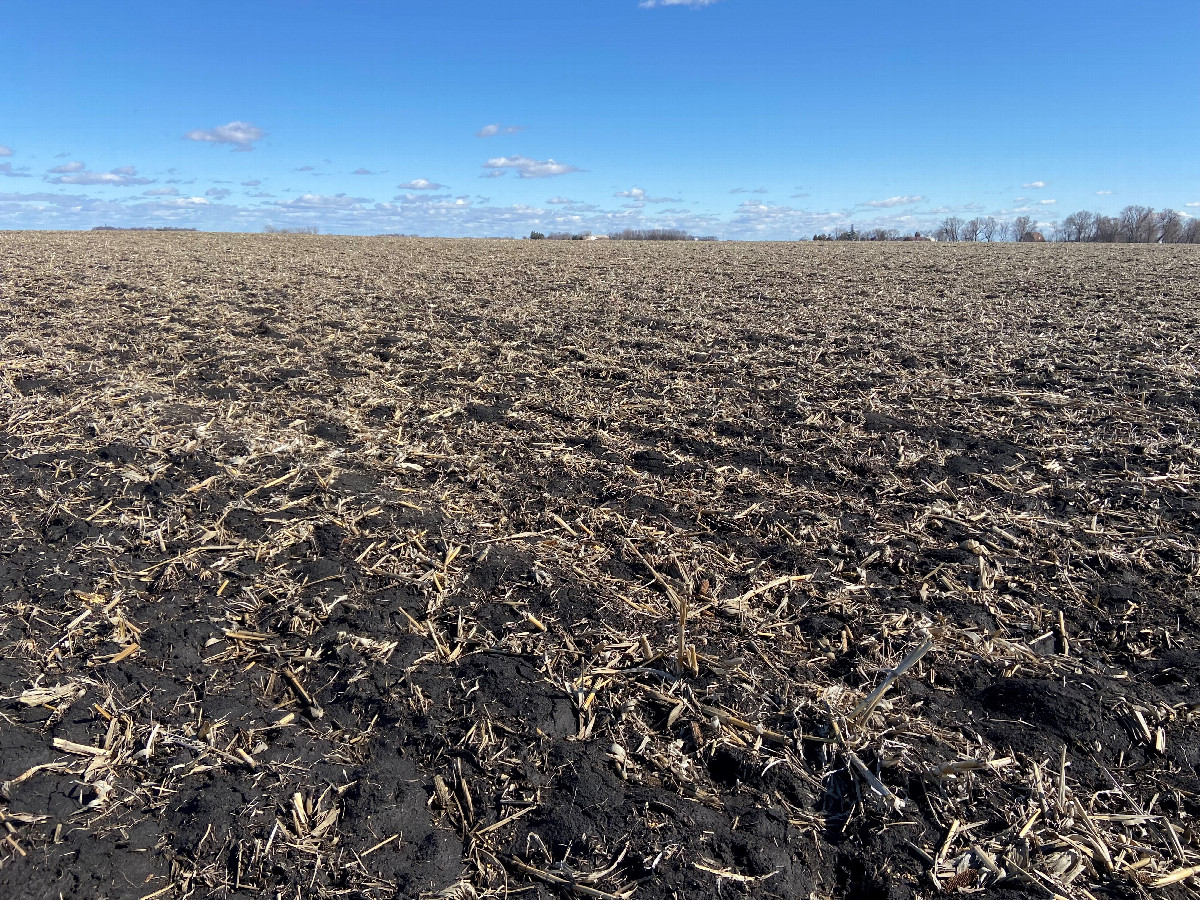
[529,228,717,241]
[818,206,1200,243]
[608,228,718,241]
[91,226,198,232]
[263,225,320,235]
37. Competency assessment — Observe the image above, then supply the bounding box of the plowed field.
[1,233,1199,899]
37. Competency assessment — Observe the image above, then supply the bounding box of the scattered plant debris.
[1,234,1198,899]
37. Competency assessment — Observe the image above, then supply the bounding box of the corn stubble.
[1,233,1199,899]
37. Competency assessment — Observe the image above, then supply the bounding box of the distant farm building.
[905,232,936,242]
[1021,232,1047,243]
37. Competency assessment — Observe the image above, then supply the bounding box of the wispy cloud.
[47,165,153,186]
[296,166,315,172]
[1022,180,1047,189]
[276,193,370,210]
[483,156,581,178]
[1096,190,1113,195]
[862,195,924,208]
[352,168,375,175]
[143,186,179,197]
[381,193,474,212]
[728,200,850,238]
[615,187,681,203]
[546,196,573,205]
[475,124,525,138]
[397,178,445,191]
[639,0,721,7]
[927,202,984,214]
[1038,198,1056,205]
[1185,202,1200,208]
[0,191,90,204]
[184,121,266,151]
[242,180,261,187]
[0,163,31,178]
[206,187,232,199]
[730,187,768,194]
[0,145,12,157]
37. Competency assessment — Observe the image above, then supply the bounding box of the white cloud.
[1096,190,1113,195]
[143,187,179,197]
[483,156,581,178]
[640,0,721,7]
[862,195,924,208]
[475,124,525,138]
[383,193,474,212]
[0,163,31,178]
[547,196,573,205]
[48,161,85,173]
[47,166,153,186]
[397,178,445,190]
[0,191,87,204]
[276,193,370,210]
[247,191,274,198]
[206,187,232,199]
[1038,199,1056,205]
[1023,181,1046,189]
[184,121,266,151]
[615,187,680,203]
[352,168,374,175]
[926,203,984,214]
[0,145,12,157]
[729,200,848,237]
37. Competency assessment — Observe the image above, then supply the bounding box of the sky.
[1,0,1198,238]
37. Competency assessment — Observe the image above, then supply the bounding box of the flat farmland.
[1,233,1199,900]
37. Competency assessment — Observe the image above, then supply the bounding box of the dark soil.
[1,234,1198,899]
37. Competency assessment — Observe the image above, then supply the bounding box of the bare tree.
[961,218,983,242]
[1012,215,1035,242]
[1093,215,1121,242]
[1156,209,1183,244]
[935,216,964,242]
[1119,205,1156,243]
[981,217,1000,242]
[1183,217,1200,244]
[1061,210,1096,242]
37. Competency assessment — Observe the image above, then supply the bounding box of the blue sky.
[2,0,1197,238]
